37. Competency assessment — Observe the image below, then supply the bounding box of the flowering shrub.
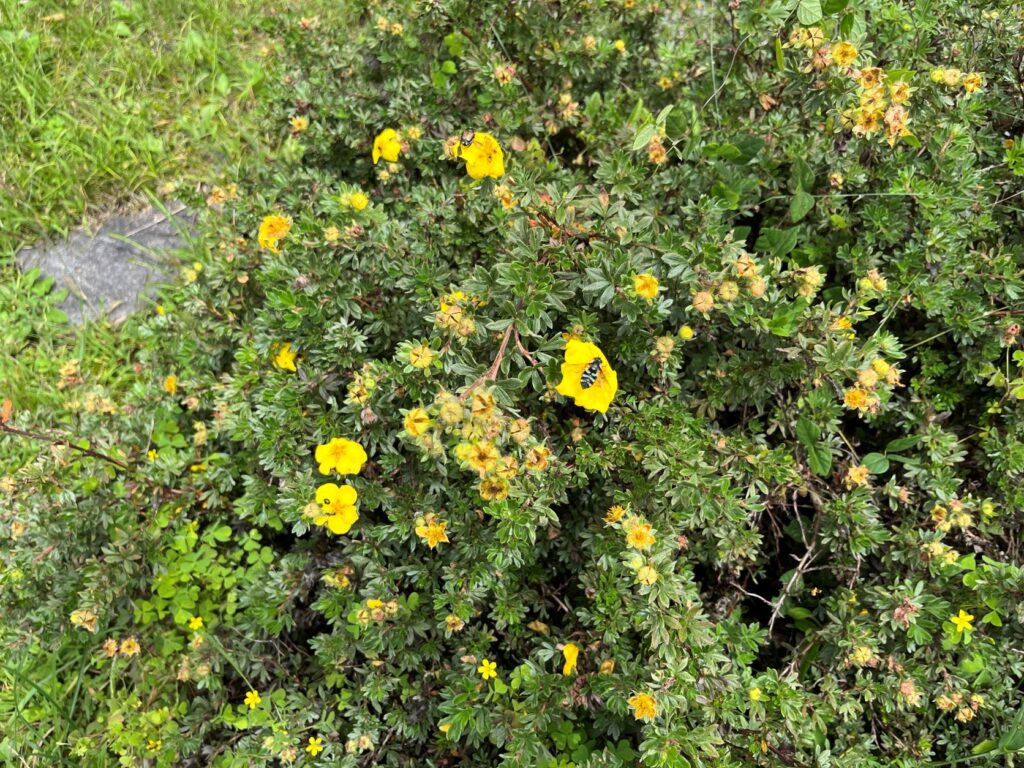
[4,1,1024,766]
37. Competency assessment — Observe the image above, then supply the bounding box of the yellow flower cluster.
[930,68,983,94]
[312,438,368,535]
[837,64,914,146]
[402,387,553,502]
[435,291,479,339]
[357,597,399,624]
[843,355,900,413]
[346,364,379,406]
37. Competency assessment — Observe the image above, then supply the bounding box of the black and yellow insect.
[580,357,603,389]
[459,130,476,147]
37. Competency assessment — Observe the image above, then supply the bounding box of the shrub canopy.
[4,1,1024,766]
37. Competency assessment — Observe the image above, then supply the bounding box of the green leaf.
[766,299,808,337]
[632,123,657,151]
[885,436,919,452]
[710,181,740,209]
[807,442,832,477]
[795,416,821,447]
[971,740,998,756]
[775,37,785,71]
[756,227,799,257]
[792,157,815,190]
[655,104,674,125]
[861,453,890,473]
[982,611,1002,627]
[797,0,823,25]
[790,190,815,222]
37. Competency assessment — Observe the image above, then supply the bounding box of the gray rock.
[16,204,194,324]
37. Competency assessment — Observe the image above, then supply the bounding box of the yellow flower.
[555,339,618,414]
[831,41,857,67]
[147,739,162,752]
[633,273,659,301]
[950,609,974,633]
[350,191,369,211]
[962,72,983,94]
[258,214,292,253]
[613,39,626,54]
[439,723,452,734]
[306,736,324,756]
[466,441,499,475]
[599,659,615,675]
[103,638,118,657]
[188,616,204,631]
[315,438,368,476]
[523,446,550,472]
[445,614,465,632]
[636,565,658,585]
[849,645,874,666]
[120,637,141,657]
[942,68,962,87]
[404,407,432,438]
[479,477,509,501]
[627,692,657,720]
[626,522,656,550]
[678,325,695,341]
[749,687,763,702]
[604,505,626,525]
[889,80,911,104]
[871,358,891,376]
[314,484,360,535]
[70,609,98,632]
[692,291,715,313]
[845,465,870,487]
[273,342,298,372]
[843,387,870,410]
[415,518,450,549]
[409,344,435,369]
[477,659,497,680]
[372,128,402,164]
[456,132,505,179]
[163,374,177,395]
[290,115,309,133]
[244,689,262,709]
[562,643,579,676]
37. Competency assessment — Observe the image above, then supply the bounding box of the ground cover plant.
[3,0,1024,766]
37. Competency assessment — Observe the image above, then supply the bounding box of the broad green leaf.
[790,189,815,222]
[797,0,823,25]
[807,442,832,476]
[795,416,821,447]
[861,452,890,473]
[632,123,657,151]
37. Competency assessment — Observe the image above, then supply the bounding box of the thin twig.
[459,324,514,401]
[1,422,130,471]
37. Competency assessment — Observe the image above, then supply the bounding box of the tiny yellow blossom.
[306,736,324,756]
[633,273,660,301]
[626,523,656,550]
[627,692,657,720]
[562,643,579,676]
[244,689,262,709]
[477,659,497,680]
[258,214,292,253]
[188,616,204,631]
[950,609,974,633]
[273,342,298,372]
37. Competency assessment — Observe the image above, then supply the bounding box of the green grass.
[0,0,276,257]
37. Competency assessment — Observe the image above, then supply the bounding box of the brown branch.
[459,324,515,401]
[1,421,130,471]
[514,328,539,366]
